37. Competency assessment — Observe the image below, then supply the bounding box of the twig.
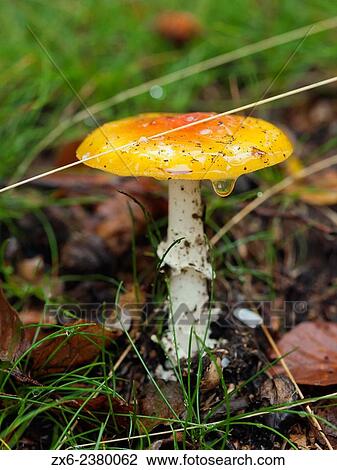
[261,324,333,450]
[111,334,140,375]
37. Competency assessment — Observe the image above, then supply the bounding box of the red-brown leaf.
[27,321,122,376]
[274,321,337,386]
[93,180,166,256]
[139,380,185,430]
[68,394,132,428]
[26,287,143,376]
[0,287,28,362]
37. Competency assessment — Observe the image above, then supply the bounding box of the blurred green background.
[1,0,336,180]
[0,2,337,450]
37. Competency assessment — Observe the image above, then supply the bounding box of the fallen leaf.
[20,177,166,261]
[19,309,57,325]
[286,162,337,206]
[25,286,143,375]
[290,170,337,205]
[258,376,298,406]
[289,424,311,449]
[16,256,44,283]
[139,380,185,430]
[27,321,122,376]
[67,393,132,429]
[94,181,166,255]
[316,405,337,447]
[286,98,335,134]
[200,354,223,391]
[257,376,298,430]
[94,193,144,255]
[0,287,28,362]
[273,321,337,385]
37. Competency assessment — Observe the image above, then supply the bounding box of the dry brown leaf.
[257,376,298,430]
[27,321,122,376]
[289,424,311,449]
[316,406,337,447]
[258,376,298,406]
[274,321,337,385]
[29,176,166,260]
[17,256,44,283]
[139,380,185,430]
[19,309,57,325]
[95,193,145,255]
[287,167,337,206]
[94,180,166,256]
[0,287,28,362]
[25,286,143,376]
[286,98,335,134]
[200,356,222,391]
[67,393,132,428]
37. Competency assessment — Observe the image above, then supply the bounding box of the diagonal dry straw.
[15,16,337,179]
[1,74,336,195]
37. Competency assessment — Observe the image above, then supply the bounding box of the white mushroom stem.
[157,180,213,358]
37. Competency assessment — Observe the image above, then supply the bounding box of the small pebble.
[221,357,230,368]
[233,308,263,328]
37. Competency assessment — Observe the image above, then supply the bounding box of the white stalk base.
[157,180,215,359]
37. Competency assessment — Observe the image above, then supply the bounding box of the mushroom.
[76,113,293,358]
[154,11,202,46]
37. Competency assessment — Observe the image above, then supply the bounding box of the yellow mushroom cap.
[76,112,293,180]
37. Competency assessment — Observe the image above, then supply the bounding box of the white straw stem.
[1,75,336,194]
